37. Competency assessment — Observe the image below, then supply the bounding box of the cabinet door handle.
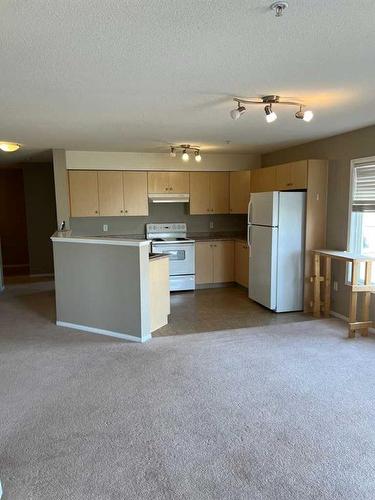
[125,209,128,213]
[120,210,124,213]
[165,187,168,191]
[95,210,98,214]
[287,182,293,187]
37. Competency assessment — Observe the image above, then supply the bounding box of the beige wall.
[262,124,375,317]
[65,150,260,171]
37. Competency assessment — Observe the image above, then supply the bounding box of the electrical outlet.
[209,221,214,229]
[103,224,109,232]
[333,281,338,291]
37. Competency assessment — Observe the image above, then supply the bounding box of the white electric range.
[146,223,195,291]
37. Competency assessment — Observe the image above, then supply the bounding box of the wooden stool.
[311,250,375,338]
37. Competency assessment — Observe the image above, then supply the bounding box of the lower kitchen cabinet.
[235,240,249,288]
[195,240,234,285]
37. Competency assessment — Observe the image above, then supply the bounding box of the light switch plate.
[209,221,214,229]
[103,224,109,232]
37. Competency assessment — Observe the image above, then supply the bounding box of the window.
[348,158,375,283]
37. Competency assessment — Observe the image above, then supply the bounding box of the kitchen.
[52,152,328,341]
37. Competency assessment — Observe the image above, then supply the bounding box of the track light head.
[264,105,277,123]
[169,147,176,158]
[230,103,246,120]
[295,106,314,122]
[182,149,189,161]
[194,150,202,162]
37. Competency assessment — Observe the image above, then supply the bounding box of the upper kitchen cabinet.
[147,171,189,193]
[189,172,210,214]
[190,172,229,214]
[275,160,308,190]
[250,166,277,193]
[210,172,229,213]
[229,170,251,214]
[123,171,148,216]
[98,171,124,216]
[69,170,99,217]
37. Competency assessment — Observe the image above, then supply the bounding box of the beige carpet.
[1,281,375,499]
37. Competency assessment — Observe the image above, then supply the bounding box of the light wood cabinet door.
[213,240,234,283]
[98,171,124,216]
[235,240,249,288]
[69,170,99,217]
[276,161,308,190]
[195,242,213,284]
[147,171,189,193]
[169,172,189,193]
[190,172,210,214]
[123,171,148,216]
[230,170,251,214]
[210,172,229,214]
[251,166,277,193]
[147,172,170,193]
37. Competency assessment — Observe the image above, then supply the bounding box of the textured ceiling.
[0,0,374,160]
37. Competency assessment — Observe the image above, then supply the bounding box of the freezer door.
[248,191,279,226]
[248,224,278,310]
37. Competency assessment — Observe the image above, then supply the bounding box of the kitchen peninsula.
[51,231,170,342]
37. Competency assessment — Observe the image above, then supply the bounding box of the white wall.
[65,151,260,171]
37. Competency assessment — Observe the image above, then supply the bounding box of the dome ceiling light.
[0,142,20,152]
[169,145,202,163]
[230,95,314,124]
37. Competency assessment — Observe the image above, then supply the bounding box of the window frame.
[346,156,375,284]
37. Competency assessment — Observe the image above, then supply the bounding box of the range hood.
[148,193,190,203]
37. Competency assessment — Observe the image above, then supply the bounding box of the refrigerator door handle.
[248,198,253,225]
[247,224,252,247]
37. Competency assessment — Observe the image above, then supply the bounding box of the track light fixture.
[295,105,314,122]
[230,95,314,124]
[169,145,202,163]
[264,104,277,123]
[182,149,189,162]
[230,102,246,120]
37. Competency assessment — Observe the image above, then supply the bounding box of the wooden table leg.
[324,256,331,318]
[313,253,321,318]
[348,261,359,338]
[362,261,372,337]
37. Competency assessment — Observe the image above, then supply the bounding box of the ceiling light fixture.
[230,95,314,124]
[0,142,20,152]
[264,104,277,123]
[230,102,246,120]
[169,144,202,163]
[270,1,288,17]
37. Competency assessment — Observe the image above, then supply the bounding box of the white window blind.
[352,163,375,212]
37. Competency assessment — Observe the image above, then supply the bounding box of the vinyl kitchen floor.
[153,286,311,337]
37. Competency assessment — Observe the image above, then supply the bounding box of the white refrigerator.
[247,191,306,312]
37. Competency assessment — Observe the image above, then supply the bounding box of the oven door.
[152,243,195,276]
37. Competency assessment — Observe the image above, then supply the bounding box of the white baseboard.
[56,321,150,343]
[330,310,375,335]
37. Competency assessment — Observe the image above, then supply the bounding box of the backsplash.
[70,203,247,236]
